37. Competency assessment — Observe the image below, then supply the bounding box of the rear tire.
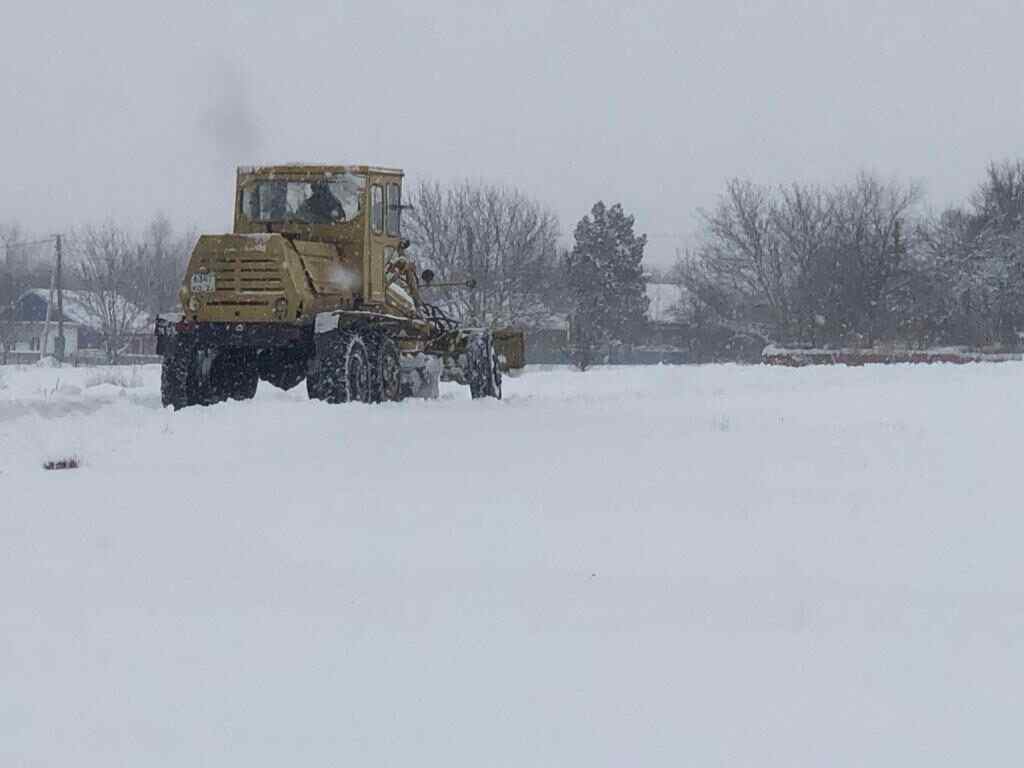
[306,359,327,400]
[312,330,373,403]
[467,332,502,400]
[371,335,402,403]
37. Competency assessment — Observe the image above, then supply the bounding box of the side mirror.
[421,269,435,285]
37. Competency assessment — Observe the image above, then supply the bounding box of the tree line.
[5,159,1023,364]
[675,160,1024,350]
[402,182,648,368]
[1,184,649,368]
[407,160,1024,358]
[1,215,195,362]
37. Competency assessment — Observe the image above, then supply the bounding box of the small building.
[5,320,81,357]
[645,281,685,326]
[628,281,691,363]
[522,282,691,365]
[1,289,155,363]
[523,314,572,364]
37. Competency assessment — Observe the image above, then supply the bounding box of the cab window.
[386,183,402,236]
[241,173,366,224]
[371,185,384,234]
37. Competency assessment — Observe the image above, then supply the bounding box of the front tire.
[214,349,258,401]
[163,345,257,409]
[258,349,306,391]
[161,343,193,410]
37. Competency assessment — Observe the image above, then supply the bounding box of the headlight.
[273,297,289,319]
[188,296,199,312]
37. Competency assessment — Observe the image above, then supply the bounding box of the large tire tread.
[161,345,191,410]
[370,333,402,403]
[467,332,502,400]
[312,330,372,404]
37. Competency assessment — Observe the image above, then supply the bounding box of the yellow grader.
[156,164,521,409]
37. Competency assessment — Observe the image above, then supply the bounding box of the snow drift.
[2,362,1022,766]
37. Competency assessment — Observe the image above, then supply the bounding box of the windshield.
[242,173,366,224]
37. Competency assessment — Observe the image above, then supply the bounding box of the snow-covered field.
[2,361,1022,766]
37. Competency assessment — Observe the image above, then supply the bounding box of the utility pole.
[54,234,64,362]
[38,235,63,362]
[2,240,9,307]
[466,227,478,323]
[41,257,55,360]
[1,241,9,366]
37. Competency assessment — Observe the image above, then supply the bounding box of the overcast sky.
[3,0,1023,265]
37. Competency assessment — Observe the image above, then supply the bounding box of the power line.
[3,236,58,249]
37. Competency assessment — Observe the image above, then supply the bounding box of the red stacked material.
[762,346,1023,367]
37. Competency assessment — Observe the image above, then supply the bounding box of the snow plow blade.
[493,328,525,371]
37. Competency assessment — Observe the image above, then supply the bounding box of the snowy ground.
[2,361,1022,766]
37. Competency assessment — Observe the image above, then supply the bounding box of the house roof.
[525,284,684,329]
[20,289,151,334]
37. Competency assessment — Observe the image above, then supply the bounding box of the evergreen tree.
[567,202,649,359]
[564,247,601,369]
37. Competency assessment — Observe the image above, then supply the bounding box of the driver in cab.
[297,181,346,223]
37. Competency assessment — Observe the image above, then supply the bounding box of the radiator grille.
[208,254,283,306]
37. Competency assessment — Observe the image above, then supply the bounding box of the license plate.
[191,272,216,293]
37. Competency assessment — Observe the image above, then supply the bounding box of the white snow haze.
[2,0,1023,264]
[4,1,1024,765]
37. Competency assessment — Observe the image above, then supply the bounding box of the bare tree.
[71,223,146,363]
[0,224,38,363]
[405,181,563,327]
[126,213,195,317]
[906,161,1024,347]
[681,174,919,346]
[671,251,751,329]
[1,225,22,362]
